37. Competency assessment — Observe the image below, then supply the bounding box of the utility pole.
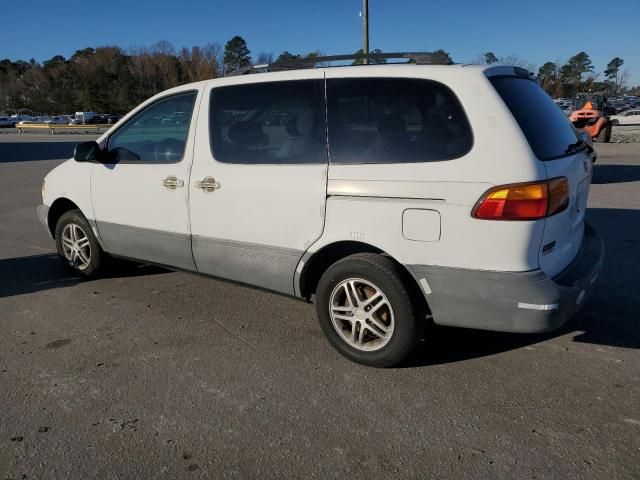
[362,0,369,64]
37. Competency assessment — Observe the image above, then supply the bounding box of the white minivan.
[38,60,604,367]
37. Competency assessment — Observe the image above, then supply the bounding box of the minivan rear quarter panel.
[318,66,548,273]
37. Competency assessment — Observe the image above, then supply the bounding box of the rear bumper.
[407,224,604,333]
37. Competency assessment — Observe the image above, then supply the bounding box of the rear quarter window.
[326,78,473,164]
[490,77,579,160]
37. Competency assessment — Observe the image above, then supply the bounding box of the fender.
[42,159,100,243]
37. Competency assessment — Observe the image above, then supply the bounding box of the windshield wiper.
[564,139,593,155]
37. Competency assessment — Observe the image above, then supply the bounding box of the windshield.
[490,77,579,161]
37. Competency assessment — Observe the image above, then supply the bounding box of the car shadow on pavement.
[0,253,168,299]
[0,141,83,163]
[404,207,640,367]
[591,164,640,184]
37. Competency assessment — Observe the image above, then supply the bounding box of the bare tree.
[256,52,274,64]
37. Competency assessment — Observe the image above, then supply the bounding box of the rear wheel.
[315,253,424,367]
[55,210,103,277]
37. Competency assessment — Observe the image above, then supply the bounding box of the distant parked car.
[559,104,573,116]
[74,112,97,124]
[610,109,640,126]
[45,115,72,125]
[106,115,123,124]
[0,116,16,128]
[12,115,34,124]
[85,115,109,125]
[19,116,51,124]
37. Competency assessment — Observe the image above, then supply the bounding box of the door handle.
[195,176,220,192]
[162,175,184,189]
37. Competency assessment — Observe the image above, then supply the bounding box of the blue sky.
[3,0,639,84]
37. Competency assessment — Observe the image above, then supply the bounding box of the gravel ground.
[0,137,639,479]
[611,125,640,143]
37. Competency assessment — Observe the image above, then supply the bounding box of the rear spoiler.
[482,65,535,80]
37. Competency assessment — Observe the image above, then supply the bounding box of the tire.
[315,253,424,367]
[605,124,612,143]
[54,209,103,277]
[611,119,619,126]
[596,124,611,143]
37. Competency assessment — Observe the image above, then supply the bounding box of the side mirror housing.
[74,141,102,162]
[578,131,590,143]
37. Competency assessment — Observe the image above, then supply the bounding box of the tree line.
[1,35,636,115]
[479,51,637,98]
[0,41,222,115]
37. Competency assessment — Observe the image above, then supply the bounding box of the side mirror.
[74,141,102,162]
[578,131,591,144]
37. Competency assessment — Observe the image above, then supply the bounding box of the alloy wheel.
[61,223,92,270]
[329,278,395,351]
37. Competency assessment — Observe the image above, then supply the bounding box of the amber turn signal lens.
[548,177,570,215]
[472,177,569,221]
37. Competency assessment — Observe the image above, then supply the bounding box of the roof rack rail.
[226,51,452,76]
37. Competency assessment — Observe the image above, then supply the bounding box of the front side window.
[327,78,473,164]
[209,80,326,164]
[107,91,197,163]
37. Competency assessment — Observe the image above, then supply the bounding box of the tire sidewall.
[315,257,419,367]
[55,210,101,277]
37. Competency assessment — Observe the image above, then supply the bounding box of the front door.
[92,88,202,270]
[189,73,328,295]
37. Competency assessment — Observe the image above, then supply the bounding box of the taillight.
[472,177,569,221]
[547,177,570,215]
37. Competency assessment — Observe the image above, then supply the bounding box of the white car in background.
[45,115,72,125]
[18,116,51,124]
[610,109,640,126]
[14,116,33,124]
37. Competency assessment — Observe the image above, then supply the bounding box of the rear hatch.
[490,75,592,278]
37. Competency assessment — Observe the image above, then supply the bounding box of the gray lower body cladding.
[97,222,196,271]
[407,224,604,333]
[37,204,50,235]
[71,220,303,295]
[192,236,301,296]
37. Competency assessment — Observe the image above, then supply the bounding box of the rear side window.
[210,80,326,164]
[490,77,579,160]
[326,78,472,164]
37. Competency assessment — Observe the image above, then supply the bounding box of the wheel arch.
[47,198,82,238]
[298,241,428,311]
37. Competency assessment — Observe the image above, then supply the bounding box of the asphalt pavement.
[0,134,639,479]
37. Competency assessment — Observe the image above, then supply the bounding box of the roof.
[226,52,455,77]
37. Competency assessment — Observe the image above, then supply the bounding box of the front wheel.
[55,210,103,277]
[315,253,424,367]
[596,124,612,143]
